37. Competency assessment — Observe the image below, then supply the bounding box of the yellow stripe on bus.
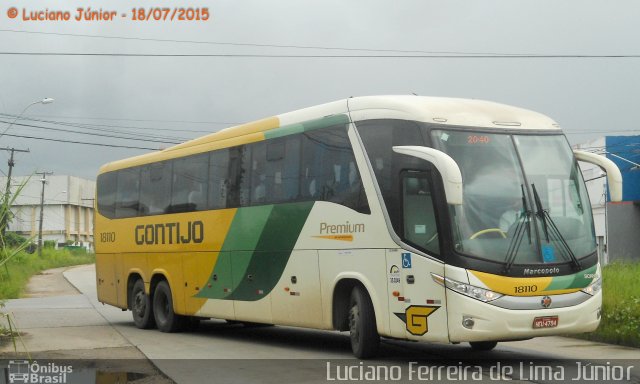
[469,270,580,297]
[99,117,280,173]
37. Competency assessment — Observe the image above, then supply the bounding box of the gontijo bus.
[95,96,622,358]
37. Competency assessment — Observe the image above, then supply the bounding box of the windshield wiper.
[503,185,531,274]
[532,184,581,270]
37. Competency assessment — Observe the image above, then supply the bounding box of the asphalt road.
[3,264,639,383]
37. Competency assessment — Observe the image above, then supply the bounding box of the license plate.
[533,316,558,329]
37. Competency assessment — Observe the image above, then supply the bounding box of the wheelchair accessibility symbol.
[402,253,412,269]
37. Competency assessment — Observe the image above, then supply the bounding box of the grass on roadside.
[0,248,94,300]
[575,262,640,348]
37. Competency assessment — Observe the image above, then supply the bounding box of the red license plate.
[532,316,559,329]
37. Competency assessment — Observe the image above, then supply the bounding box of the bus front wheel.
[131,279,155,329]
[469,341,498,351]
[348,286,380,358]
[153,281,183,333]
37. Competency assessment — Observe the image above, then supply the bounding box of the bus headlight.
[431,273,503,302]
[580,278,602,296]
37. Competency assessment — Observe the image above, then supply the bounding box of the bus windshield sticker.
[542,244,556,263]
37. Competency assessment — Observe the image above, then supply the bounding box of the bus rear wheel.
[469,341,498,351]
[153,280,184,333]
[348,286,379,359]
[131,279,155,329]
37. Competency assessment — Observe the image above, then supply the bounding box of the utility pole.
[36,171,53,257]
[0,147,30,236]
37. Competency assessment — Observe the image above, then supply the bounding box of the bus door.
[386,170,448,342]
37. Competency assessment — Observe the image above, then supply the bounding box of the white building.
[1,175,95,250]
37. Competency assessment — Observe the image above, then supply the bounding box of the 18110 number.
[100,232,116,243]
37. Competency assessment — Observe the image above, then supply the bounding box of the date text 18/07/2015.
[18,7,210,22]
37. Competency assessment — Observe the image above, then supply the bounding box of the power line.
[0,119,183,144]
[1,133,158,150]
[0,29,542,56]
[2,52,640,58]
[18,113,239,126]
[1,115,191,142]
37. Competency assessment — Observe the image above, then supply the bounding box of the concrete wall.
[606,202,640,262]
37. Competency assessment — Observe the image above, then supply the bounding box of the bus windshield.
[431,130,596,266]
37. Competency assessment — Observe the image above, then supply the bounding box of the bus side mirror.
[573,150,623,202]
[393,146,463,205]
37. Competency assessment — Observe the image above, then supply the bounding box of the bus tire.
[153,280,183,333]
[131,279,155,329]
[469,341,498,351]
[348,286,380,358]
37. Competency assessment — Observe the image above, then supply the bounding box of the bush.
[575,262,640,348]
[0,248,94,299]
[2,232,28,248]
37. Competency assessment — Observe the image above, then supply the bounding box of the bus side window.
[300,125,369,213]
[115,167,141,218]
[402,174,440,255]
[97,172,117,218]
[139,161,172,215]
[301,132,324,200]
[172,153,209,213]
[251,142,267,205]
[209,148,230,209]
[266,138,286,203]
[283,135,301,200]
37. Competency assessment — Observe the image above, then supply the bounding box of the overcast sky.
[1,0,639,180]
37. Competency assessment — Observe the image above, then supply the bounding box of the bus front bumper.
[446,290,602,343]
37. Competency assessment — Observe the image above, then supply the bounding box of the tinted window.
[402,173,440,255]
[250,142,267,205]
[209,149,230,209]
[357,120,426,231]
[139,161,172,215]
[172,153,209,212]
[97,172,117,218]
[115,168,141,218]
[302,125,369,213]
[267,136,301,203]
[104,120,370,217]
[238,146,251,207]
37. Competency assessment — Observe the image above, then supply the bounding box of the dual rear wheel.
[131,279,199,332]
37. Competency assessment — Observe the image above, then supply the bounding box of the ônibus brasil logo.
[7,360,72,383]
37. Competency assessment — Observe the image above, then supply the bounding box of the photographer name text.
[6,7,210,22]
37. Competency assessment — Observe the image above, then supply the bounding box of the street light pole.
[0,97,55,140]
[37,171,53,257]
[0,98,54,243]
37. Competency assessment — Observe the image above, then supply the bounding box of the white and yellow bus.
[95,96,621,358]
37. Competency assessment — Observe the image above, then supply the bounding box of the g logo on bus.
[541,296,552,308]
[395,305,439,336]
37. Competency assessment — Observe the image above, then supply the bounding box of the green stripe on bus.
[227,202,314,300]
[264,114,349,140]
[545,264,597,291]
[195,201,314,301]
[195,205,273,300]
